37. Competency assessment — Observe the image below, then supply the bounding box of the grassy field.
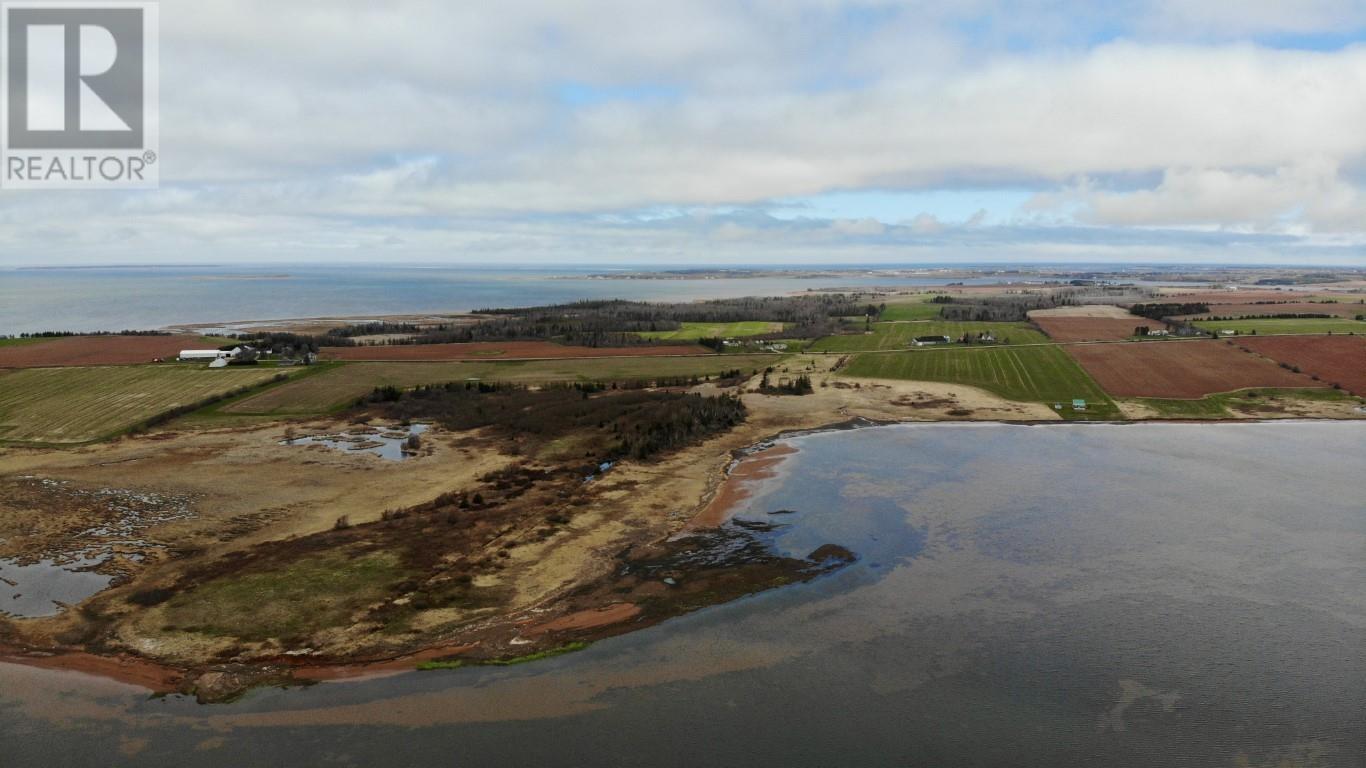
[161,549,410,642]
[0,365,289,443]
[0,337,49,348]
[809,321,1049,352]
[1193,318,1366,336]
[1128,388,1358,418]
[227,355,783,415]
[637,321,785,340]
[878,300,945,321]
[842,346,1117,418]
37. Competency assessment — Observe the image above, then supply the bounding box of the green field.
[809,321,1049,352]
[0,337,49,348]
[227,355,783,415]
[637,321,785,340]
[161,549,411,642]
[0,365,289,443]
[841,346,1117,418]
[1193,318,1366,336]
[879,300,946,321]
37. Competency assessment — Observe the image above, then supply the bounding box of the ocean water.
[2,421,1363,767]
[0,265,1011,335]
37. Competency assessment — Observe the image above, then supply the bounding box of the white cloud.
[1068,162,1366,233]
[2,0,1365,266]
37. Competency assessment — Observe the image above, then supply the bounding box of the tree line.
[366,381,748,462]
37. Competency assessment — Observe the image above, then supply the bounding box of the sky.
[2,0,1366,268]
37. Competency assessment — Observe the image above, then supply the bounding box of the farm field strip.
[0,334,234,368]
[840,345,1113,412]
[636,321,785,340]
[1065,340,1325,399]
[878,301,946,321]
[324,340,708,361]
[1177,302,1366,320]
[1191,318,1366,335]
[227,355,784,414]
[0,365,287,443]
[1234,335,1366,396]
[1033,316,1151,342]
[809,321,1048,352]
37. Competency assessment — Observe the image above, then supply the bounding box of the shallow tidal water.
[2,421,1363,767]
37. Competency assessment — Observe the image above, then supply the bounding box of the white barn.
[178,349,230,361]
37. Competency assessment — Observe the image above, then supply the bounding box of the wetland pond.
[281,423,430,461]
[2,421,1364,767]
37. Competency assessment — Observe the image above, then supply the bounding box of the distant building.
[178,349,230,361]
[912,335,952,347]
[180,345,257,364]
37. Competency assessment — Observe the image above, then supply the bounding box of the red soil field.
[1066,340,1326,399]
[1175,302,1366,320]
[323,341,710,361]
[1034,316,1147,342]
[1155,290,1359,305]
[1236,336,1366,396]
[0,335,214,368]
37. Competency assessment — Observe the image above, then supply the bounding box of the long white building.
[178,349,230,361]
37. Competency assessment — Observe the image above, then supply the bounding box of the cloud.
[832,218,887,236]
[2,0,1365,266]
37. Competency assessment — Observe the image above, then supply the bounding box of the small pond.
[282,423,430,461]
[0,555,114,618]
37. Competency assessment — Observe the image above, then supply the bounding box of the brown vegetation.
[1066,340,1326,398]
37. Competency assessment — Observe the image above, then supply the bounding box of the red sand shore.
[0,645,186,693]
[323,341,708,361]
[686,443,798,530]
[0,639,490,692]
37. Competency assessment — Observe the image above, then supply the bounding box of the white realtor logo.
[2,1,158,188]
[25,21,133,132]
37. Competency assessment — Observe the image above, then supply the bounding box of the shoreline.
[1,414,1363,696]
[0,359,1361,698]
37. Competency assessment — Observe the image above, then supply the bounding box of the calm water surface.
[2,421,1362,767]
[0,265,1012,335]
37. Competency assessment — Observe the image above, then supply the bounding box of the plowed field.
[1236,336,1366,395]
[1066,340,1325,398]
